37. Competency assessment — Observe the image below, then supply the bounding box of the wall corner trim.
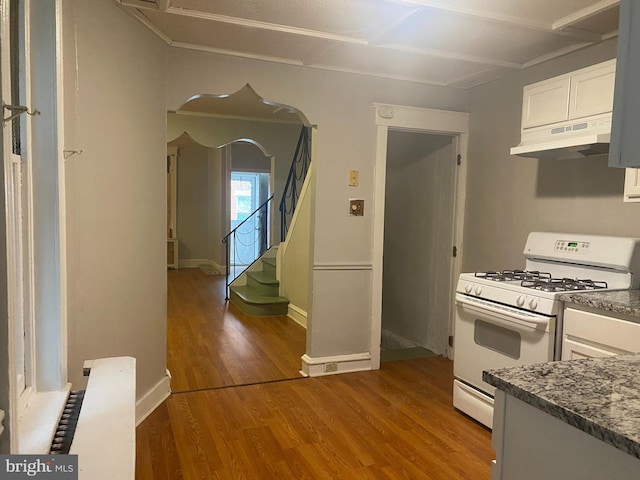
[300,352,371,377]
[135,371,171,426]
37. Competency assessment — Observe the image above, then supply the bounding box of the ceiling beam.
[552,0,619,31]
[164,6,368,45]
[388,0,605,42]
[376,44,522,69]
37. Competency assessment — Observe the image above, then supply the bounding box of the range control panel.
[554,240,590,254]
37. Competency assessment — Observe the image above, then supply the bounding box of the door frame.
[371,104,469,369]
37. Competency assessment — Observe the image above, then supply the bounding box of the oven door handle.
[455,293,552,330]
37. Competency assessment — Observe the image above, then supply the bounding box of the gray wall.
[177,146,211,260]
[463,38,639,272]
[166,47,469,359]
[382,132,454,354]
[63,0,168,396]
[167,114,301,243]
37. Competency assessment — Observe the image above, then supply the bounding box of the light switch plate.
[349,169,359,186]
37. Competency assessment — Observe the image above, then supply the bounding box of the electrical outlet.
[349,199,364,216]
[324,362,338,373]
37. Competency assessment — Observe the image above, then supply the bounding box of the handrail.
[279,126,311,242]
[222,194,274,300]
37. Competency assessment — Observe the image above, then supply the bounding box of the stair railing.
[279,126,311,242]
[222,194,274,300]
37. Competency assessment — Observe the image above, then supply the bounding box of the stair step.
[247,270,278,285]
[262,257,276,268]
[230,286,289,317]
[261,257,276,276]
[246,271,279,296]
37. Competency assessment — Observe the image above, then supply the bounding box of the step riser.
[245,279,279,296]
[230,290,289,316]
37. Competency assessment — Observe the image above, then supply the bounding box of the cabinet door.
[624,168,640,202]
[568,60,616,120]
[562,338,617,361]
[521,77,570,129]
[610,0,640,167]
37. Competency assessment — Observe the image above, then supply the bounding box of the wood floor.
[167,269,306,392]
[136,356,494,479]
[138,267,493,479]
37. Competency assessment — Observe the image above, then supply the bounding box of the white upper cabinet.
[568,61,617,120]
[522,77,570,129]
[521,59,616,130]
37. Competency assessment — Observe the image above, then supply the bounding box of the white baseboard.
[136,370,172,426]
[300,352,371,377]
[287,303,307,329]
[178,258,224,272]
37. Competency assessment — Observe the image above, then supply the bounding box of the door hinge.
[452,245,457,257]
[457,154,462,166]
[448,335,454,348]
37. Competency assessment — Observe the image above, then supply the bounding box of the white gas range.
[453,232,640,428]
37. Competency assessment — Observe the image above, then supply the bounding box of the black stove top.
[475,270,608,292]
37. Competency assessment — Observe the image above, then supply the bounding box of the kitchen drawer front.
[563,307,640,354]
[562,338,619,361]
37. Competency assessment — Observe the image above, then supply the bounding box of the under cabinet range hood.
[510,59,616,160]
[510,113,612,160]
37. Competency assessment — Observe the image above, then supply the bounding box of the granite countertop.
[484,353,640,459]
[558,290,640,321]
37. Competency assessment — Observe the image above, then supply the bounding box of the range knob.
[464,283,472,294]
[516,295,525,307]
[474,285,483,296]
[529,298,538,310]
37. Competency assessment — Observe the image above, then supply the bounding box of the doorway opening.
[381,131,457,362]
[371,105,469,369]
[164,85,312,393]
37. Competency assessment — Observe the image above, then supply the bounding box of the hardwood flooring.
[167,269,306,392]
[142,268,494,478]
[136,356,494,479]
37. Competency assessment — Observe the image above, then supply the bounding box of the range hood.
[510,114,612,160]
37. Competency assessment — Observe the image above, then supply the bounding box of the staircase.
[229,255,289,316]
[225,125,311,317]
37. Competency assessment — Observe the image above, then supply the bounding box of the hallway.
[167,268,306,392]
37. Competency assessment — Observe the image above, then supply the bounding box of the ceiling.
[118,0,619,91]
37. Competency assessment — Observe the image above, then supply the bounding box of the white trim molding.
[300,353,371,377]
[178,258,225,272]
[287,303,307,329]
[313,262,372,271]
[135,370,171,426]
[371,104,470,369]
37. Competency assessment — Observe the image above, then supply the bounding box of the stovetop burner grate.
[475,269,552,282]
[520,278,608,292]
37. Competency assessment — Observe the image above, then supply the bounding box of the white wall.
[382,132,454,354]
[464,39,640,272]
[166,48,469,360]
[62,0,167,397]
[0,80,9,453]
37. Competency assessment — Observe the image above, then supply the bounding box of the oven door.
[453,293,555,397]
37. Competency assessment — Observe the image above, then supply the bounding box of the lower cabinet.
[491,391,640,480]
[562,307,640,360]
